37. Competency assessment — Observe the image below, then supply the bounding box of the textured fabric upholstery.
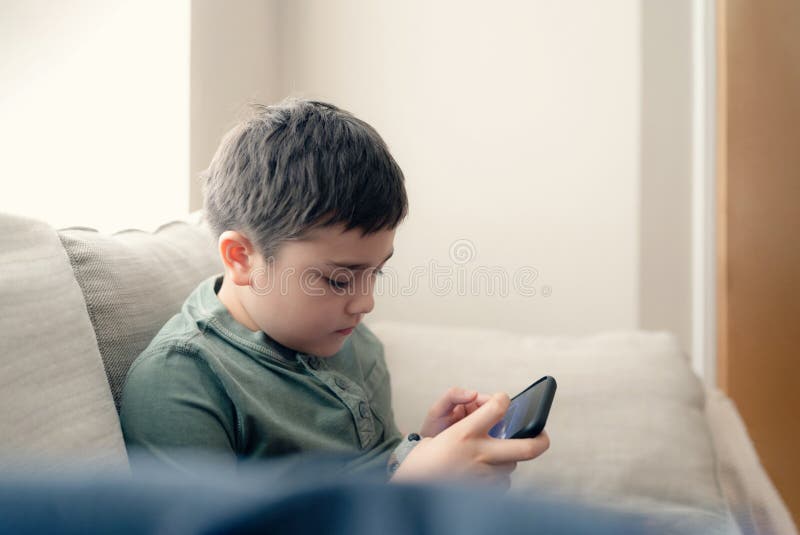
[369,320,734,527]
[0,213,127,470]
[57,212,222,411]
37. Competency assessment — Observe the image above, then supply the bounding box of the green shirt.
[120,274,410,475]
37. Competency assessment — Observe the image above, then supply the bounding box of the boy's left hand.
[420,387,491,437]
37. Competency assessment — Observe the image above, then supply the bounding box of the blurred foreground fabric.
[0,453,738,535]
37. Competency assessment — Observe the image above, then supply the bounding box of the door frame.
[691,0,719,386]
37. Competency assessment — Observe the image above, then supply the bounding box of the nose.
[345,276,375,316]
[346,290,374,316]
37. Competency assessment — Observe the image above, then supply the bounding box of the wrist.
[390,437,436,482]
[387,432,423,479]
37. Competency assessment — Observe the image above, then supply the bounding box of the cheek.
[282,284,342,328]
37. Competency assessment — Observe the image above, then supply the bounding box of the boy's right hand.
[390,392,550,487]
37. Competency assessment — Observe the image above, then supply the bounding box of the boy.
[120,99,549,483]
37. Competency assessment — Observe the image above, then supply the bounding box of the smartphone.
[488,376,557,439]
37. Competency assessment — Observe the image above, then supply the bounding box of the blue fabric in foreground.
[0,453,727,535]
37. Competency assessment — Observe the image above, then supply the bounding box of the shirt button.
[334,377,348,390]
[358,400,369,418]
[307,356,319,370]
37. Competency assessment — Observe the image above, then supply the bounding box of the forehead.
[288,224,395,266]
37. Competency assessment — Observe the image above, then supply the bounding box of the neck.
[215,274,260,332]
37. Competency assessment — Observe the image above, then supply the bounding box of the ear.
[218,231,259,286]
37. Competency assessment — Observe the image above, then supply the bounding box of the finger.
[481,432,550,464]
[474,393,491,405]
[473,466,514,491]
[448,404,467,424]
[463,393,492,416]
[452,392,510,435]
[428,387,478,418]
[465,393,484,411]
[489,461,517,475]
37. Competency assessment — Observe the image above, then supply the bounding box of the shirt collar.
[187,274,301,364]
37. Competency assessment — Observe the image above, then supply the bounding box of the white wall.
[0,0,189,232]
[279,0,643,337]
[1,0,699,367]
[190,0,284,212]
[639,0,694,358]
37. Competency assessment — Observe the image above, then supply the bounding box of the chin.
[314,339,346,358]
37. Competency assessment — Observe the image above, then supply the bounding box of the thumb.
[451,392,510,435]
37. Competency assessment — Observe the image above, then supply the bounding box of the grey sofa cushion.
[58,211,222,411]
[369,320,736,529]
[0,213,128,470]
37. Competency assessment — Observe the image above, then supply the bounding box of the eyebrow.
[324,250,394,270]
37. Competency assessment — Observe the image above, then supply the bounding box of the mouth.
[335,326,357,335]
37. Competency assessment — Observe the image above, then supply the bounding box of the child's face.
[238,223,395,357]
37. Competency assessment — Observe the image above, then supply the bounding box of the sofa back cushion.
[369,320,734,528]
[0,213,128,470]
[58,211,222,411]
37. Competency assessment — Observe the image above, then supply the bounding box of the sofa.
[0,210,795,534]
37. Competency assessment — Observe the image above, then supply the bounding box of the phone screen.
[488,378,550,439]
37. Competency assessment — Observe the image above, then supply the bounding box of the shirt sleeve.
[362,330,424,477]
[366,336,421,477]
[387,433,421,477]
[119,346,238,473]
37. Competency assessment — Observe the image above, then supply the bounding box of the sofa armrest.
[705,387,798,535]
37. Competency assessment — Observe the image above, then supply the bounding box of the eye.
[327,278,350,289]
